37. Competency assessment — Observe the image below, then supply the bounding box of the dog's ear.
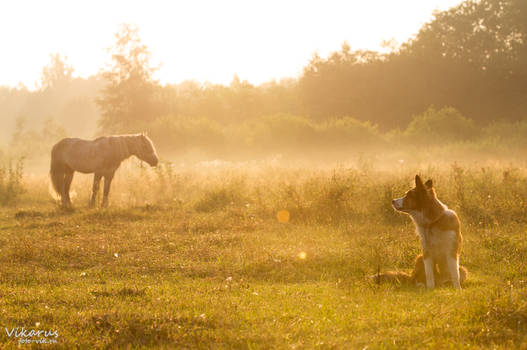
[425,179,433,188]
[415,175,424,190]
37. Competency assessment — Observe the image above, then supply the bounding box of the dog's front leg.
[447,256,462,290]
[423,255,435,289]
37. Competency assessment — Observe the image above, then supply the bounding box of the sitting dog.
[390,175,464,289]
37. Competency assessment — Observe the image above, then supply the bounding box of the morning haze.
[0,0,527,348]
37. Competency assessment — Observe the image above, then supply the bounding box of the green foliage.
[148,115,227,157]
[298,0,527,126]
[249,114,317,151]
[482,120,527,149]
[146,113,384,160]
[404,107,479,143]
[323,117,384,149]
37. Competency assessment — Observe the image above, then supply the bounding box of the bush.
[243,114,317,154]
[104,107,525,163]
[482,120,527,149]
[148,115,227,156]
[322,117,385,150]
[404,107,479,144]
[240,114,384,157]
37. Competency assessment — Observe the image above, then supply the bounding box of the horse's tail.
[49,143,64,197]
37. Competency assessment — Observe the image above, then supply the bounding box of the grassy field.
[0,160,527,348]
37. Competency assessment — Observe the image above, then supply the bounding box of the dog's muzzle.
[392,198,404,210]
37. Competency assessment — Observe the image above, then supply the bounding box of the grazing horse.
[50,133,158,208]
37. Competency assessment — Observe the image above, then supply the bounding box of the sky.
[0,0,464,89]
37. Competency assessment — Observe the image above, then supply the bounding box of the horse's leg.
[63,169,74,207]
[90,173,102,208]
[101,172,115,208]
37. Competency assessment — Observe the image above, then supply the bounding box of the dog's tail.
[368,271,413,285]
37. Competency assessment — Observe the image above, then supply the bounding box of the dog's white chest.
[417,226,456,255]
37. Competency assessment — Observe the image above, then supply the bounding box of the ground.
[0,163,526,349]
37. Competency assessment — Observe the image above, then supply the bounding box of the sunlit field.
[1,0,527,347]
[1,159,526,348]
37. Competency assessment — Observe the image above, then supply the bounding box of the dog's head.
[392,175,435,214]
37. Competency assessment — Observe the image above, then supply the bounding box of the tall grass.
[41,158,527,230]
[0,157,25,205]
[2,161,527,347]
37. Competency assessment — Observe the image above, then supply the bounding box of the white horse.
[50,133,158,207]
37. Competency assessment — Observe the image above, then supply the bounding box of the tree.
[41,54,74,90]
[298,0,527,127]
[97,24,160,133]
[299,42,388,123]
[403,0,527,122]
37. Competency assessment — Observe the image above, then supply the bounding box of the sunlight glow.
[277,210,291,223]
[0,0,464,89]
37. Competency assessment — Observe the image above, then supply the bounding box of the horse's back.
[52,137,93,155]
[52,137,104,173]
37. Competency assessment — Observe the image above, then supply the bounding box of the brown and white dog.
[391,175,464,289]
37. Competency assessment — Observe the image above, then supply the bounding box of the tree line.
[97,0,527,132]
[1,0,526,160]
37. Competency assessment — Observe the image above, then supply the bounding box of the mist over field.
[2,0,527,170]
[1,0,527,348]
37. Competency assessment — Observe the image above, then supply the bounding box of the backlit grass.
[0,162,526,348]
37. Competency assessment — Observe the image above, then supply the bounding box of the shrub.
[245,114,318,154]
[148,115,227,157]
[482,120,527,149]
[241,114,384,157]
[321,117,385,152]
[404,107,479,144]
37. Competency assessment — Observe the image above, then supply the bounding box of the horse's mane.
[92,134,156,160]
[93,134,144,141]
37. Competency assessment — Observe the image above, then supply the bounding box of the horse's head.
[135,134,159,167]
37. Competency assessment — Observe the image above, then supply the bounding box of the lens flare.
[276,210,290,223]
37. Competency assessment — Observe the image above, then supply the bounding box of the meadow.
[0,159,526,349]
